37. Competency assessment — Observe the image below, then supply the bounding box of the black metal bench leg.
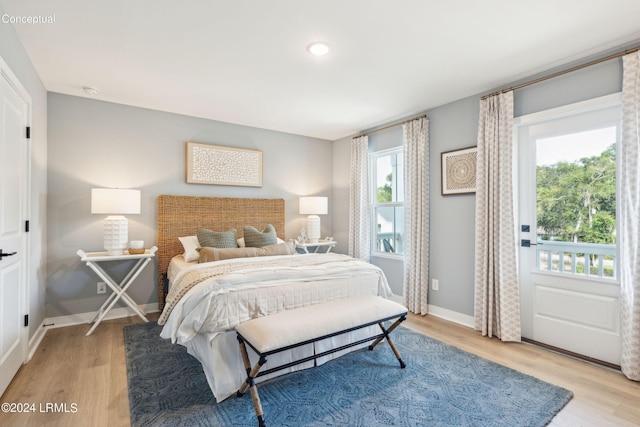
[237,335,268,427]
[368,316,407,368]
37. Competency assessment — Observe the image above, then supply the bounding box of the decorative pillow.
[196,228,238,248]
[238,236,285,247]
[199,247,259,262]
[199,241,296,263]
[243,224,277,247]
[178,235,200,262]
[259,240,295,256]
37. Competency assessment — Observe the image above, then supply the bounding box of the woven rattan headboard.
[157,195,285,308]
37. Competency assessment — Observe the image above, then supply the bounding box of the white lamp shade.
[92,188,140,255]
[91,188,141,214]
[299,197,328,215]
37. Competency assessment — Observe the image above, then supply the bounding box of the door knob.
[0,249,17,259]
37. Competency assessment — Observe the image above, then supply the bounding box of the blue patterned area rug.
[124,322,572,427]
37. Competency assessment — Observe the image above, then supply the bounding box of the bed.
[156,195,393,402]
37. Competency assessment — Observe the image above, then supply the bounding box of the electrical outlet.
[431,279,439,291]
[97,282,107,294]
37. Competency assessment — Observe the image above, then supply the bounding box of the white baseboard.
[42,303,160,330]
[27,321,47,361]
[427,304,475,329]
[389,295,475,329]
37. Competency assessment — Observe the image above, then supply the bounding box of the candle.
[130,240,144,249]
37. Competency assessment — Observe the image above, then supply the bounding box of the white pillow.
[179,235,200,262]
[237,236,285,247]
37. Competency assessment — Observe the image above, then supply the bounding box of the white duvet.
[160,253,392,346]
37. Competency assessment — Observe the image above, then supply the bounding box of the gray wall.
[0,6,48,340]
[331,135,350,254]
[427,97,478,315]
[332,45,627,319]
[47,94,333,318]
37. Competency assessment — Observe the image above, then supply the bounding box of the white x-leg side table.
[295,240,337,254]
[77,246,157,336]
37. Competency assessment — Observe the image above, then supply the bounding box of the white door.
[0,64,29,396]
[517,94,622,365]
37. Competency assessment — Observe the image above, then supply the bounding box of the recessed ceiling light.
[83,86,99,95]
[307,42,331,56]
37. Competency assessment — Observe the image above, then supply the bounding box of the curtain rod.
[354,114,427,139]
[481,45,640,100]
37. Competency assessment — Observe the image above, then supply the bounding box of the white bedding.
[159,253,393,401]
[166,255,195,286]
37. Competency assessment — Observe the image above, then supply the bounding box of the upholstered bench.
[235,295,408,427]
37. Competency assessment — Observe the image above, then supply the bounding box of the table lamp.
[91,188,141,255]
[299,196,328,243]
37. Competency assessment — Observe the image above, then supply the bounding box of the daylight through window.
[371,148,404,255]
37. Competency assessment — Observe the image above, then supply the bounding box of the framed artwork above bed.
[186,141,263,187]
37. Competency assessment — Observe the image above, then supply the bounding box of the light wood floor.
[1,312,639,427]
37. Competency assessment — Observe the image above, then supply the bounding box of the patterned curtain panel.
[348,135,371,261]
[474,91,521,342]
[402,117,430,314]
[620,52,640,381]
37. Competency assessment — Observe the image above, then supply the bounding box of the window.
[371,148,404,255]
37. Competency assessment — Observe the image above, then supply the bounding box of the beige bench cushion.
[236,295,407,353]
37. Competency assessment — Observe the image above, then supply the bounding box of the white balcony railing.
[375,232,402,254]
[535,240,616,278]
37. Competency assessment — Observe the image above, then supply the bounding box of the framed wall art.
[186,142,263,187]
[441,146,477,195]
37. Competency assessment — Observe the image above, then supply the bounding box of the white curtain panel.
[620,51,640,381]
[474,91,521,342]
[402,117,430,315]
[348,135,371,261]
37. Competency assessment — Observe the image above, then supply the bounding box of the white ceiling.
[3,0,640,140]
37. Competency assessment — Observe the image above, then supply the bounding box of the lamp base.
[306,215,321,244]
[104,215,128,256]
